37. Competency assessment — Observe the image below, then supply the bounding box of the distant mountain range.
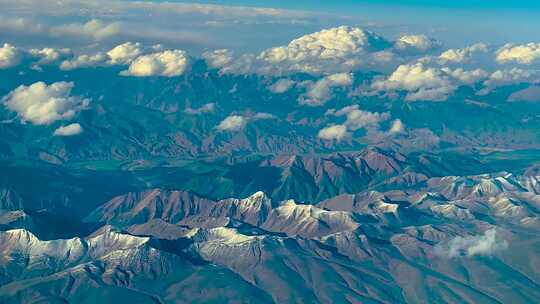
[1,63,540,163]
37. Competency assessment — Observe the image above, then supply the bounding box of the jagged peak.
[0,229,86,260]
[1,228,39,243]
[87,224,124,237]
[275,200,356,222]
[245,191,268,201]
[192,227,259,245]
[87,225,150,251]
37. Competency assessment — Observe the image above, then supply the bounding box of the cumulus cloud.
[107,42,143,65]
[321,104,389,141]
[202,49,234,69]
[388,119,406,135]
[328,104,390,130]
[442,67,489,85]
[217,115,246,131]
[435,229,508,258]
[60,53,108,70]
[53,123,83,136]
[2,82,89,125]
[395,34,441,54]
[370,63,490,101]
[50,19,120,41]
[318,124,348,141]
[372,63,455,101]
[496,43,540,65]
[185,103,216,114]
[507,86,540,102]
[0,43,21,69]
[438,43,488,63]
[217,53,257,75]
[259,26,383,61]
[29,47,71,65]
[219,26,391,75]
[121,50,189,77]
[268,79,296,94]
[59,42,145,70]
[480,68,539,94]
[301,73,353,106]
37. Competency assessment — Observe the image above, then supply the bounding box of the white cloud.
[107,42,142,65]
[372,63,455,101]
[185,103,215,114]
[318,124,348,141]
[202,49,234,69]
[322,105,388,141]
[480,68,539,94]
[121,50,189,77]
[29,47,71,64]
[224,26,392,75]
[369,64,534,98]
[60,53,108,70]
[496,43,540,65]
[388,119,406,135]
[260,26,381,61]
[395,34,441,53]
[217,115,246,131]
[438,43,488,63]
[329,104,389,130]
[50,19,121,41]
[442,67,489,85]
[59,42,144,70]
[0,43,21,69]
[301,73,353,106]
[53,123,83,136]
[406,86,456,101]
[436,229,508,258]
[218,53,257,75]
[508,86,540,102]
[268,79,296,93]
[252,112,276,120]
[2,82,89,125]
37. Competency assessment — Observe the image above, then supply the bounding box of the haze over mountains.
[1,2,540,302]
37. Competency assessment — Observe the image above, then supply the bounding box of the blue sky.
[150,0,540,10]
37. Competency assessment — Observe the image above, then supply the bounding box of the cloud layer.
[49,19,121,42]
